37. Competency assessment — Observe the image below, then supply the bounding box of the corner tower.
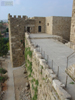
[8,14,27,67]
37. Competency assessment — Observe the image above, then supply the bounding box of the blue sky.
[0,0,73,20]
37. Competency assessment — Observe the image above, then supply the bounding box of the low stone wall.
[65,42,75,50]
[25,33,71,100]
[66,65,75,82]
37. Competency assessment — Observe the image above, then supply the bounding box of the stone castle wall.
[8,13,71,68]
[8,14,46,67]
[34,17,46,33]
[46,17,53,35]
[8,14,26,67]
[25,32,71,100]
[53,16,71,41]
[70,0,75,43]
[66,0,75,81]
[46,16,71,40]
[25,19,35,33]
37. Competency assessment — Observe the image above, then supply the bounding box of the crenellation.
[18,15,21,18]
[10,15,12,18]
[14,15,16,18]
[8,14,12,20]
[22,15,28,19]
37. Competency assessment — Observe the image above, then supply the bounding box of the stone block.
[53,79,71,100]
[39,58,46,65]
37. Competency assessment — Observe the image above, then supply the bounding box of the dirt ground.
[2,60,8,92]
[0,56,31,100]
[13,66,31,100]
[0,58,8,100]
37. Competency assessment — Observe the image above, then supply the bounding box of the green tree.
[6,28,9,32]
[3,38,9,44]
[0,35,8,56]
[0,68,7,74]
[0,32,2,37]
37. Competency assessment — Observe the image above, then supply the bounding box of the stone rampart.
[8,14,26,67]
[25,32,71,100]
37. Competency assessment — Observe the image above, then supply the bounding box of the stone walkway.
[5,56,15,100]
[31,34,75,100]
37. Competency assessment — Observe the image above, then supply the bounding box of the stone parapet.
[25,32,71,100]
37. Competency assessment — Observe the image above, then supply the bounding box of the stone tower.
[8,14,27,67]
[70,0,75,43]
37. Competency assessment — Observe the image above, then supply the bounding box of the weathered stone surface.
[46,16,71,40]
[53,79,71,100]
[25,33,71,100]
[70,0,75,44]
[66,64,75,82]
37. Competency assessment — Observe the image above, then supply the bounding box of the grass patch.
[35,80,39,86]
[70,82,75,84]
[32,93,37,100]
[31,78,35,83]
[32,84,34,90]
[42,78,45,80]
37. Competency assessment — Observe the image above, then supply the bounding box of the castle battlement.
[8,13,28,20]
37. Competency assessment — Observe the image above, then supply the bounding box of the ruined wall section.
[25,33,71,100]
[8,14,27,67]
[70,0,75,43]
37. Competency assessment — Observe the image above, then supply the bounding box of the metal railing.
[33,43,75,87]
[67,52,75,69]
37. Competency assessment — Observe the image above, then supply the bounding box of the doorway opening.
[38,26,41,32]
[27,27,30,32]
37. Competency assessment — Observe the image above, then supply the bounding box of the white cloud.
[14,0,21,5]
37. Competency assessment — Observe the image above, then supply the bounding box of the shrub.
[0,38,8,56]
[0,68,7,74]
[0,76,5,82]
[0,75,8,83]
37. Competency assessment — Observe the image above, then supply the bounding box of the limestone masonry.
[25,33,71,100]
[46,16,71,40]
[70,0,75,44]
[8,15,71,67]
[8,0,75,100]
